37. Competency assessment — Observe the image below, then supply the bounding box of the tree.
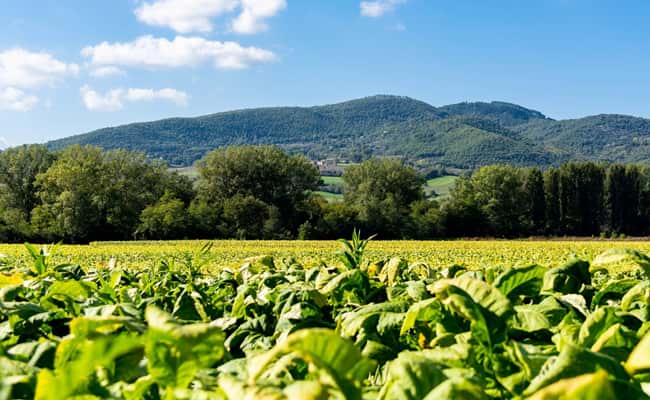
[221,195,274,239]
[0,145,55,240]
[407,199,442,239]
[466,165,528,237]
[544,168,561,235]
[138,192,189,240]
[32,146,105,242]
[343,158,424,238]
[0,145,55,214]
[558,163,604,236]
[604,164,627,235]
[195,146,320,236]
[523,167,546,235]
[32,145,188,242]
[310,200,359,240]
[440,174,488,238]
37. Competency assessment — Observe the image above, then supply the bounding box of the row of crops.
[4,239,650,271]
[0,237,649,399]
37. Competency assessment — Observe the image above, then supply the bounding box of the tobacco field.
[0,236,649,399]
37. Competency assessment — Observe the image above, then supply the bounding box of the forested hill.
[47,95,650,168]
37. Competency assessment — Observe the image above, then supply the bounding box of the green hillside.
[47,95,650,168]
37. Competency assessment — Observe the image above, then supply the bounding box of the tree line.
[1,144,649,242]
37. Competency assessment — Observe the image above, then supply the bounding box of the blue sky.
[1,0,649,146]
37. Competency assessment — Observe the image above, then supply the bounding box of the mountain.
[47,95,650,168]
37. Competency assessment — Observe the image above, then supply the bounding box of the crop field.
[1,238,649,399]
[2,239,650,272]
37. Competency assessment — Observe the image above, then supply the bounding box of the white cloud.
[0,87,39,112]
[360,0,407,18]
[80,85,124,112]
[135,0,238,33]
[0,48,79,88]
[126,88,188,106]
[134,0,285,34]
[82,35,276,70]
[231,0,287,34]
[0,137,9,150]
[81,85,189,111]
[90,66,126,78]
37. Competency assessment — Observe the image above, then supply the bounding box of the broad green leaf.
[283,381,329,400]
[431,276,513,319]
[377,352,447,400]
[421,378,484,400]
[541,259,590,294]
[627,332,650,375]
[400,298,442,335]
[578,306,622,348]
[145,306,225,389]
[337,301,408,338]
[418,343,472,368]
[379,257,408,286]
[44,280,95,302]
[621,281,650,313]
[494,264,547,300]
[526,370,616,400]
[591,279,638,309]
[525,343,629,395]
[248,328,374,400]
[511,307,552,333]
[591,248,650,276]
[591,323,638,361]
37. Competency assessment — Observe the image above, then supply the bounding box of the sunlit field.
[3,239,650,271]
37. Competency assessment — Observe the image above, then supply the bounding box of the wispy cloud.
[0,48,79,88]
[360,0,407,18]
[80,85,123,112]
[135,0,239,33]
[82,35,276,70]
[0,48,78,112]
[80,85,189,112]
[231,0,287,34]
[89,66,126,78]
[0,87,39,112]
[125,88,188,106]
[135,0,286,34]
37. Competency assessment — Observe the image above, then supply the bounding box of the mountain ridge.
[47,95,650,168]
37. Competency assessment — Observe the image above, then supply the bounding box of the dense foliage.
[5,144,650,241]
[444,163,650,238]
[47,95,650,168]
[0,239,649,399]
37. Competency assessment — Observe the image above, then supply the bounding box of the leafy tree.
[0,145,55,214]
[221,195,272,240]
[440,175,488,237]
[604,164,628,235]
[196,146,320,236]
[32,145,188,242]
[523,167,546,235]
[558,163,605,236]
[464,165,528,236]
[138,192,189,239]
[407,199,442,239]
[343,158,424,238]
[311,201,360,240]
[0,145,55,240]
[544,168,561,235]
[31,146,105,242]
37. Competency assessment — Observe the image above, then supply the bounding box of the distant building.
[315,159,344,176]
